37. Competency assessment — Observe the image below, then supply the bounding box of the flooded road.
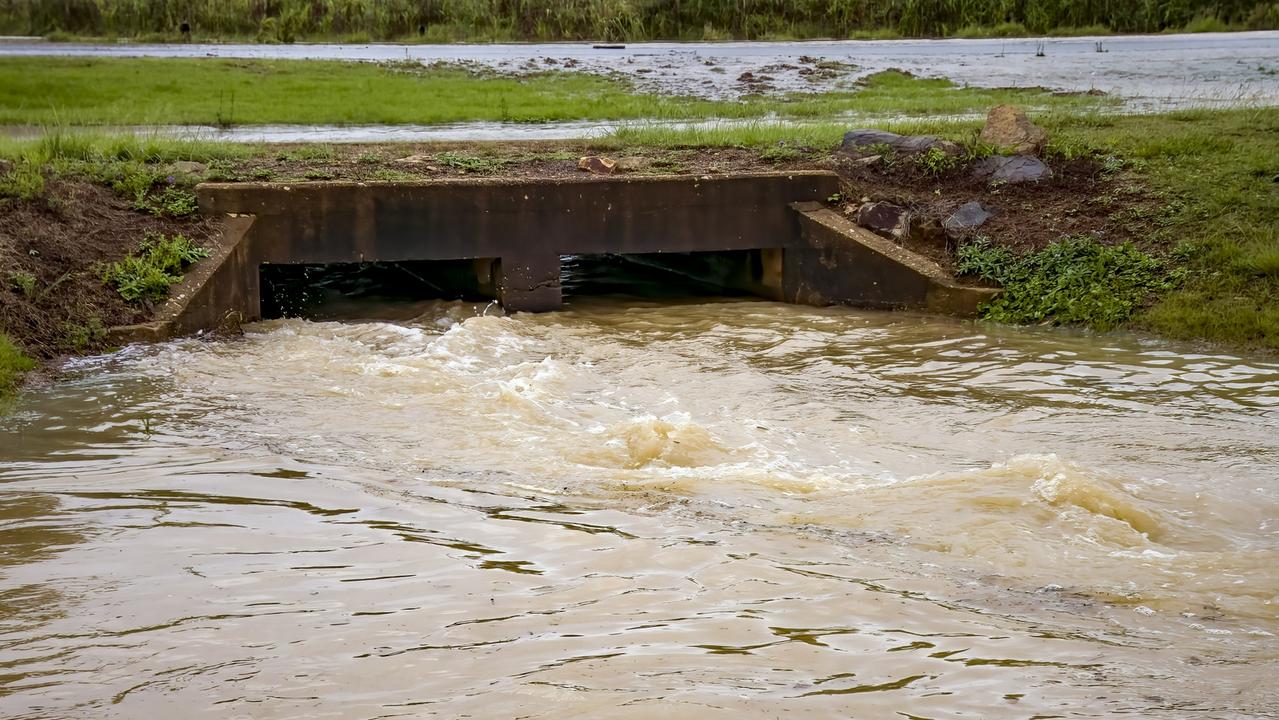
[2,298,1278,718]
[5,31,1277,107]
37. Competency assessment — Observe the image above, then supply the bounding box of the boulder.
[841,129,961,157]
[578,156,617,174]
[855,201,911,239]
[979,105,1049,155]
[943,201,994,234]
[614,157,650,173]
[972,155,1053,184]
[170,160,207,175]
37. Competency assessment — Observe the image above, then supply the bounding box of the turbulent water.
[2,298,1278,718]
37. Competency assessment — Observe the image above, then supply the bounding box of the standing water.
[2,298,1278,718]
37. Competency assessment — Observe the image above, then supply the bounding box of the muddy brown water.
[2,297,1278,718]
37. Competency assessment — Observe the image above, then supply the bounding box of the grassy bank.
[0,58,1111,127]
[615,108,1279,349]
[3,0,1276,42]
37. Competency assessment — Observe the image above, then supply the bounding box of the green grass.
[0,58,1111,127]
[0,332,35,399]
[604,117,975,150]
[0,128,253,165]
[1045,109,1279,349]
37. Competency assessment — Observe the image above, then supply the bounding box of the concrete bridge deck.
[111,172,997,342]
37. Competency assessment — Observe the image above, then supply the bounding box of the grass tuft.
[0,333,35,399]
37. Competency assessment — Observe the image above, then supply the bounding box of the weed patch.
[7,270,37,299]
[103,231,210,302]
[958,236,1177,331]
[913,146,961,177]
[62,316,107,352]
[138,186,198,217]
[435,152,508,174]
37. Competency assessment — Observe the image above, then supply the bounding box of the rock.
[170,160,207,175]
[979,105,1049,155]
[855,201,911,239]
[578,156,617,174]
[614,157,650,172]
[943,201,994,234]
[396,154,433,164]
[841,129,962,157]
[972,155,1053,184]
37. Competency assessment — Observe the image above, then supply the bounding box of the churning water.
[2,298,1278,718]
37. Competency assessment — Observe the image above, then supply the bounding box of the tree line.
[3,0,1276,41]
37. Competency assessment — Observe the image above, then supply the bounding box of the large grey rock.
[943,201,994,234]
[972,155,1053,184]
[841,130,961,157]
[855,201,911,239]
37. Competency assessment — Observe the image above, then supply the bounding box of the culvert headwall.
[107,172,998,343]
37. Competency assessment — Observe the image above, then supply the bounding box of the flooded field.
[4,31,1277,107]
[2,298,1277,718]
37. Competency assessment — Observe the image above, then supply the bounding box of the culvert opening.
[259,259,496,320]
[258,250,784,319]
[561,250,782,302]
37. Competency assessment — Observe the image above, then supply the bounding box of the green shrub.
[103,231,209,302]
[958,236,1177,330]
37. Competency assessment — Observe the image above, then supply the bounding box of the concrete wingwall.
[109,172,998,342]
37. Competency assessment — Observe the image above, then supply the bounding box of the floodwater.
[2,296,1278,718]
[5,31,1277,107]
[0,115,983,144]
